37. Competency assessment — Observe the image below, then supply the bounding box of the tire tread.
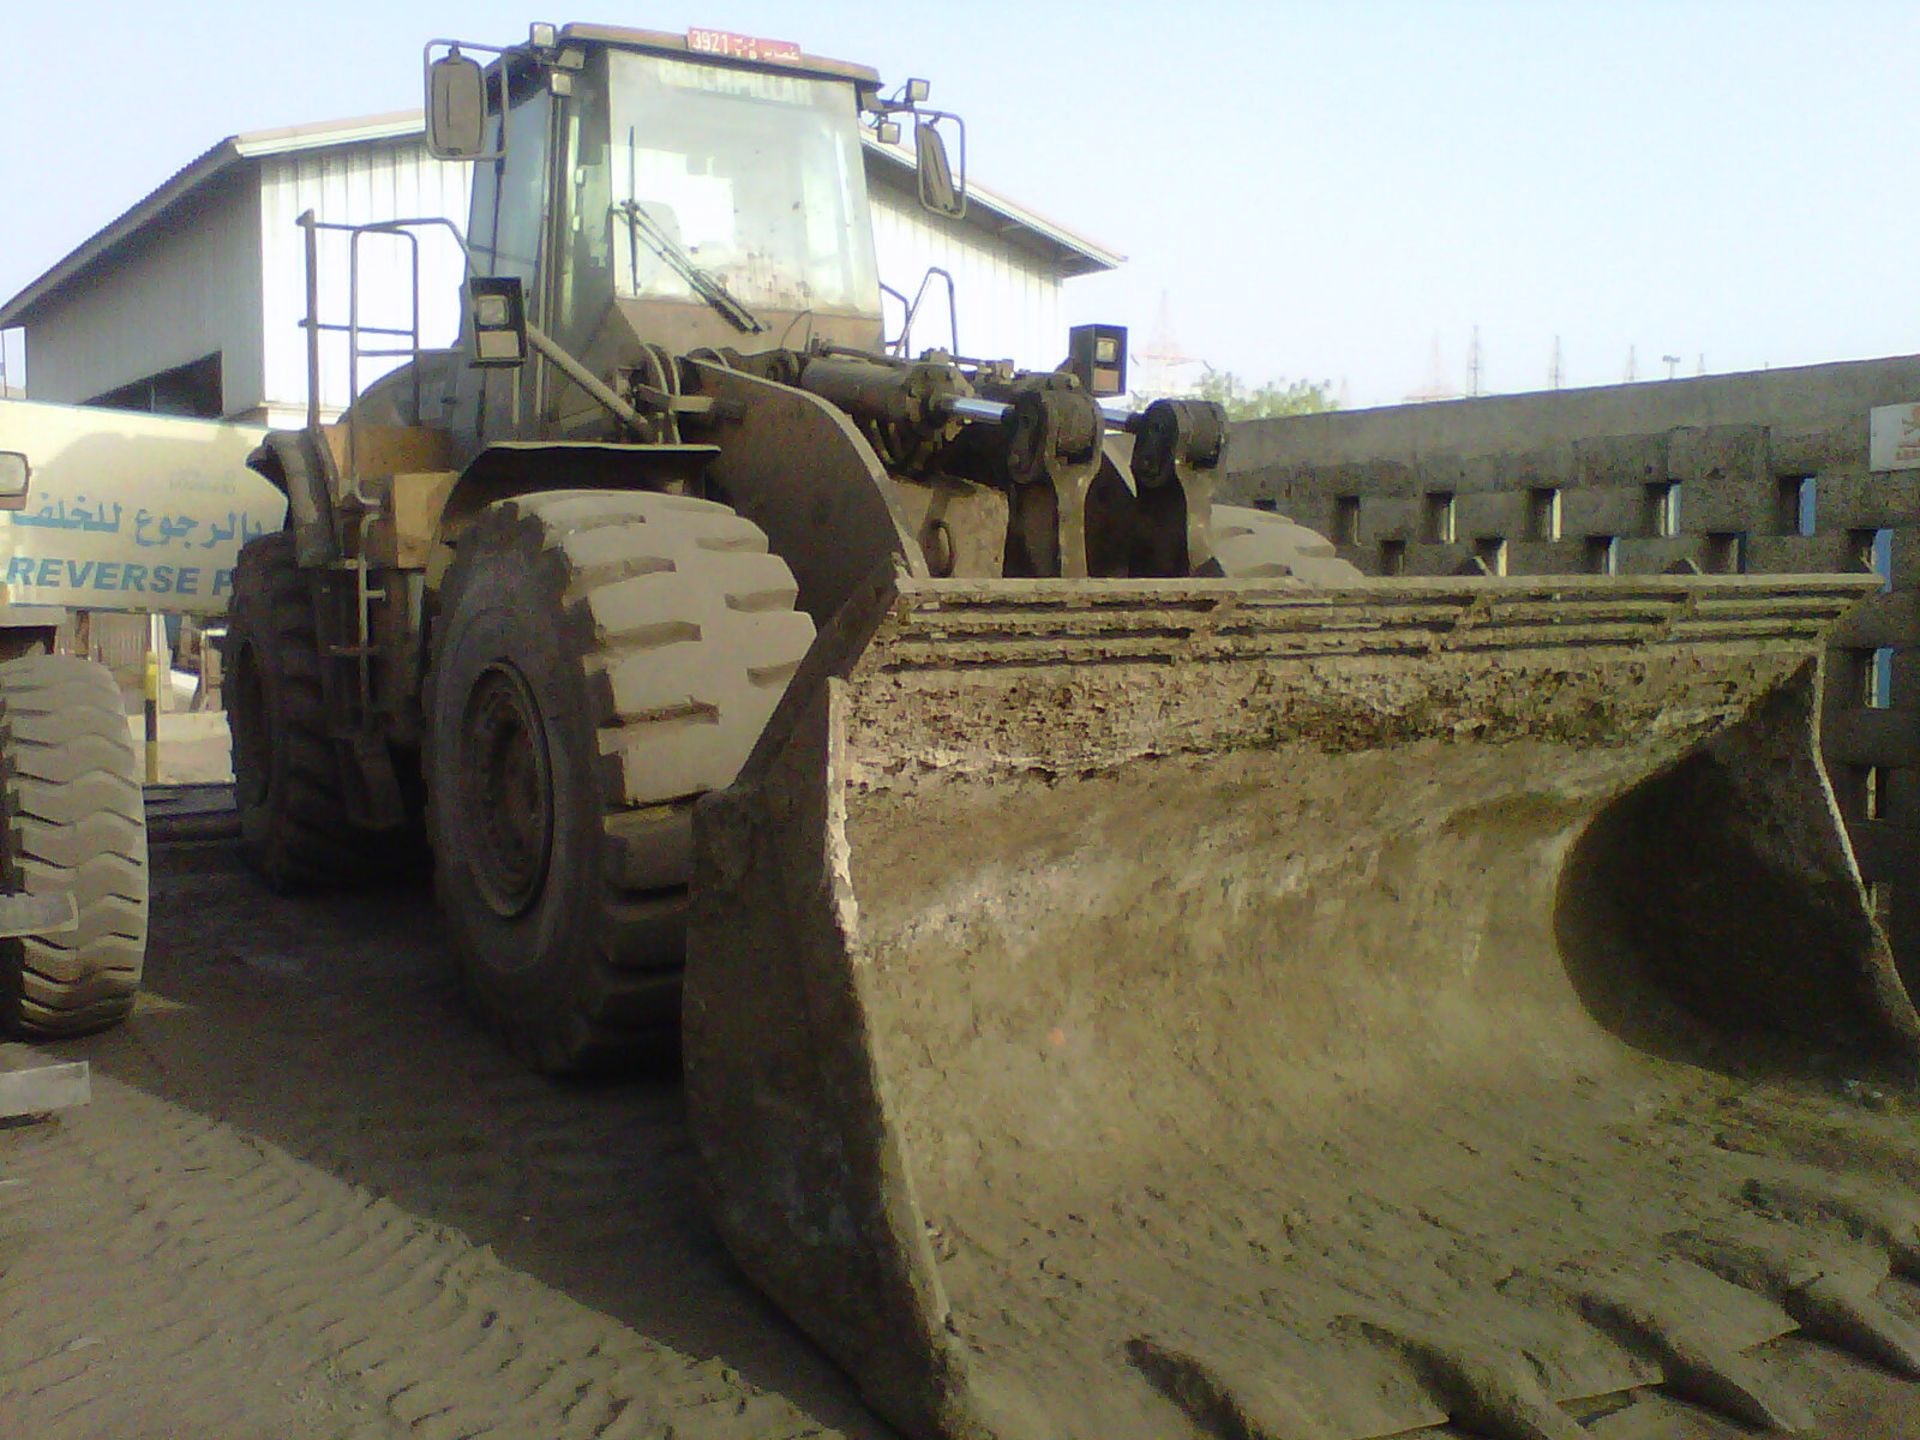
[425,489,812,1073]
[0,654,150,1038]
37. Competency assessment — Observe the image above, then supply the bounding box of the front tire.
[0,655,148,1038]
[425,490,814,1073]
[1208,504,1364,583]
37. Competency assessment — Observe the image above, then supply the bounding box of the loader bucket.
[686,570,1920,1440]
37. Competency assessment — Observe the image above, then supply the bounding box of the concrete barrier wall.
[1222,354,1920,984]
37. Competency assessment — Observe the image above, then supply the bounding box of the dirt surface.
[124,710,234,784]
[0,835,892,1440]
[7,680,1920,1438]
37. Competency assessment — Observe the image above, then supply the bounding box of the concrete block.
[1352,459,1418,496]
[1816,472,1920,531]
[1665,425,1774,530]
[1507,443,1577,489]
[1745,532,1858,574]
[1454,490,1531,542]
[1560,484,1649,539]
[1400,541,1471,577]
[1274,496,1338,544]
[1823,707,1920,768]
[1573,432,1668,486]
[1774,418,1867,476]
[1223,467,1299,509]
[1505,540,1590,575]
[1615,536,1708,574]
[1894,646,1920,712]
[1413,450,1470,494]
[1356,495,1420,545]
[1665,424,1766,482]
[1827,590,1912,652]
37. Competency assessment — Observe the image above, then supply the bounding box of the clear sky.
[2,1,1914,408]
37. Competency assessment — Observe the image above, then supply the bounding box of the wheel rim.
[230,641,273,811]
[458,662,554,919]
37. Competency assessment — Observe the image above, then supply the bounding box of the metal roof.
[859,139,1121,278]
[0,112,423,329]
[0,110,1119,329]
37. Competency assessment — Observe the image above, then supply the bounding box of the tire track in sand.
[0,1075,846,1440]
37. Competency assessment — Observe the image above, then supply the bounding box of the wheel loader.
[226,22,1920,1440]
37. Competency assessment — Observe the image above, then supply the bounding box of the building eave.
[2,110,1122,330]
[859,137,1123,278]
[0,111,425,331]
[0,139,243,329]
[229,109,427,159]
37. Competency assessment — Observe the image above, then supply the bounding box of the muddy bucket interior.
[687,573,1920,1440]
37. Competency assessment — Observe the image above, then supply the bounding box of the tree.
[1189,366,1338,420]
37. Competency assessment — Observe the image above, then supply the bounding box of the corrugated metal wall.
[257,139,473,424]
[28,135,1082,426]
[22,176,264,415]
[255,140,1069,415]
[868,187,1067,370]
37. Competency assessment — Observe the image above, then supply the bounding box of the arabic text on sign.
[11,498,266,549]
[685,28,803,63]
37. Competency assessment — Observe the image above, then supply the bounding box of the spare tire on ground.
[0,653,149,1038]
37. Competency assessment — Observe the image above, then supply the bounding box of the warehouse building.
[0,112,1118,425]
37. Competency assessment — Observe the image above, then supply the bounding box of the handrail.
[295,212,473,482]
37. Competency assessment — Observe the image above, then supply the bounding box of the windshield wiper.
[614,198,766,335]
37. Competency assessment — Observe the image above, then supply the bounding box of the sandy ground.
[0,835,894,1440]
[6,846,1920,1440]
[4,707,1920,1438]
[125,708,234,785]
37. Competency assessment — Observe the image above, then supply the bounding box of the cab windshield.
[594,51,880,318]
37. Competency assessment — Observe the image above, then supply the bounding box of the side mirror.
[915,118,966,220]
[0,452,29,512]
[425,43,500,161]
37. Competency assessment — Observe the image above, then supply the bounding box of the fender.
[246,429,338,567]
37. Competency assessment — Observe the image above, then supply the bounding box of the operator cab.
[426,24,964,448]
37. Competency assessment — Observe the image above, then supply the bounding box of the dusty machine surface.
[0,446,150,1039]
[224,20,1920,1440]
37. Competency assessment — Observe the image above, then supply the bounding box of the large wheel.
[425,490,815,1073]
[0,654,148,1037]
[1209,504,1364,583]
[226,532,407,889]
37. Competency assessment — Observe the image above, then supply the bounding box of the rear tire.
[226,532,408,890]
[1209,504,1363,583]
[0,655,148,1038]
[425,490,814,1073]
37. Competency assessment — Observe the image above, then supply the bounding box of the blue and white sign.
[0,399,286,616]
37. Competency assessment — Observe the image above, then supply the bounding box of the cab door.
[450,78,561,456]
